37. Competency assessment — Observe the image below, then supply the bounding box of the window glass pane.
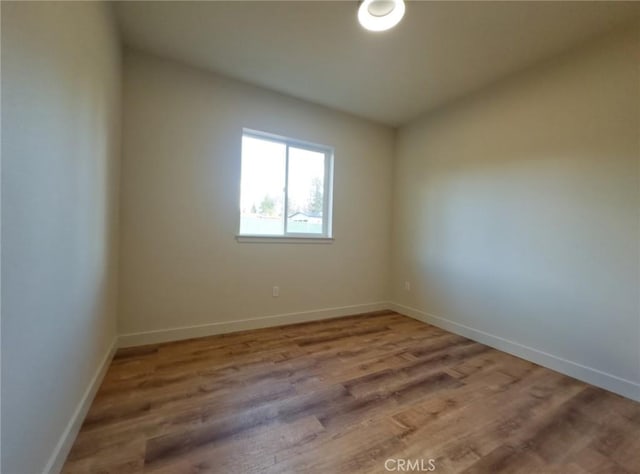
[239,136,286,235]
[287,147,325,234]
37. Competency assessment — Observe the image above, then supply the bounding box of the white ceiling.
[116,1,640,126]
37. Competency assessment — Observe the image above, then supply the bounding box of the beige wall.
[1,2,121,473]
[119,51,394,337]
[391,26,640,399]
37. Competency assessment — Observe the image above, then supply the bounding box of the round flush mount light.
[358,0,406,32]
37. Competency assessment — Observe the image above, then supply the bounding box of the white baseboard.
[118,302,391,348]
[43,337,118,474]
[389,302,640,402]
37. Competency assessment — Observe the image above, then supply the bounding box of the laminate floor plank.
[62,311,640,473]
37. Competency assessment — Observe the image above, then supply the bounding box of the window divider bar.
[323,151,331,237]
[283,144,290,235]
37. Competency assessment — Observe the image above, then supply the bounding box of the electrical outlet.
[404,281,411,291]
[272,286,279,297]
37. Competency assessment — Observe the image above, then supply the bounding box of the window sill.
[236,235,334,244]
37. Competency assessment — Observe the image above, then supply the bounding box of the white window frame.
[237,128,334,242]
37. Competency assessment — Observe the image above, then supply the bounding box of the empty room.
[2,1,640,473]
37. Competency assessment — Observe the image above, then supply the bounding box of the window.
[238,129,333,239]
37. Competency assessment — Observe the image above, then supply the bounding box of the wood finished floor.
[63,311,640,473]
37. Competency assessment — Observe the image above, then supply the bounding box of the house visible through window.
[239,129,333,238]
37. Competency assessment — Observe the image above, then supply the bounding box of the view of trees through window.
[239,133,330,236]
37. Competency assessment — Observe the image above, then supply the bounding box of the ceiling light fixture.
[358,0,405,32]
